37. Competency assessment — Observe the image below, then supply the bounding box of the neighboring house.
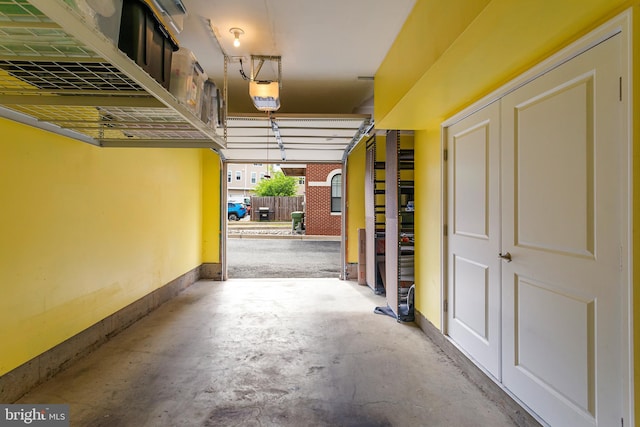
[278,164,306,196]
[304,164,341,236]
[226,163,270,198]
[227,163,305,198]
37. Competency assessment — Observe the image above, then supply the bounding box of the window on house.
[235,171,241,181]
[227,171,232,183]
[298,177,305,185]
[331,174,341,213]
[260,172,265,180]
[251,172,257,184]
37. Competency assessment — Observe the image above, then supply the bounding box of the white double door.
[446,33,626,426]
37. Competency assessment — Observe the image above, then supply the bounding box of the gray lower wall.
[414,310,542,427]
[343,263,358,281]
[200,262,222,280]
[0,263,221,403]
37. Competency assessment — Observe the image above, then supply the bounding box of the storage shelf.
[0,0,225,149]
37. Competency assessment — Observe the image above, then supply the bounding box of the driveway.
[227,238,341,278]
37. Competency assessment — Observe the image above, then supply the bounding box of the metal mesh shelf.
[0,0,49,23]
[0,26,101,58]
[0,59,141,91]
[0,0,224,149]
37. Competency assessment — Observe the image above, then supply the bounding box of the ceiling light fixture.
[229,27,244,47]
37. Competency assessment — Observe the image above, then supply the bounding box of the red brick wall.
[305,164,342,236]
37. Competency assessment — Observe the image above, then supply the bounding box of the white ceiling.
[174,0,416,162]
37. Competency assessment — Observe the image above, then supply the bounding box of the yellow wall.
[413,129,441,328]
[376,0,630,131]
[202,149,221,263]
[375,0,638,418]
[375,0,491,126]
[0,119,215,375]
[346,140,366,264]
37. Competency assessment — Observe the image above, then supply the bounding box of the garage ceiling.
[180,0,415,163]
[0,0,415,163]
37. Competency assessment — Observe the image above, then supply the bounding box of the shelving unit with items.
[0,0,225,150]
[364,133,387,295]
[385,130,415,322]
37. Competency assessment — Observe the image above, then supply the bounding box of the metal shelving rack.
[397,146,414,323]
[364,134,386,295]
[385,130,414,322]
[0,0,226,149]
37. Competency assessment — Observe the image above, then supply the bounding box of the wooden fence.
[250,196,304,221]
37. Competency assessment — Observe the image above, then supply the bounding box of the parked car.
[227,202,247,221]
[229,196,251,214]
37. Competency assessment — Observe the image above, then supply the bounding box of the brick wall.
[305,164,342,236]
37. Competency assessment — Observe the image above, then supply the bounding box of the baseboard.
[414,310,542,427]
[343,263,358,281]
[0,263,220,403]
[200,262,222,280]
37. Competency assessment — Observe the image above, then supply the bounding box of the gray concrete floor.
[227,238,341,278]
[18,279,520,426]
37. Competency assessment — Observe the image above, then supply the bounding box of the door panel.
[452,256,489,339]
[515,76,594,257]
[514,276,593,411]
[501,34,622,427]
[446,102,501,379]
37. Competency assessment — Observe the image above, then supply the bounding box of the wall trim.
[414,310,543,427]
[308,168,342,187]
[0,263,221,403]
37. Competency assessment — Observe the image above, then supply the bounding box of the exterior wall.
[226,163,270,196]
[305,163,342,236]
[0,118,218,376]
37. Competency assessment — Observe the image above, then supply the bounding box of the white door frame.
[221,160,229,280]
[440,10,633,425]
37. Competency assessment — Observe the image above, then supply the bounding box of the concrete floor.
[227,238,341,278]
[18,279,521,426]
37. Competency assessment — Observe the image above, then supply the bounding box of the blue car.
[227,202,247,221]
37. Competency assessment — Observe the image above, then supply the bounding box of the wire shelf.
[0,59,141,91]
[0,28,101,58]
[0,0,223,148]
[0,0,49,23]
[97,107,210,139]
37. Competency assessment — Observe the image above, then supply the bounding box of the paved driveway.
[227,238,341,278]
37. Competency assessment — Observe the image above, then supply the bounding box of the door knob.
[498,252,512,262]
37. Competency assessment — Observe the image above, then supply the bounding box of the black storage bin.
[118,0,178,90]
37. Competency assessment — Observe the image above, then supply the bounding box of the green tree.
[253,171,297,196]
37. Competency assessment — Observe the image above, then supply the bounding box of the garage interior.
[0,1,637,426]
